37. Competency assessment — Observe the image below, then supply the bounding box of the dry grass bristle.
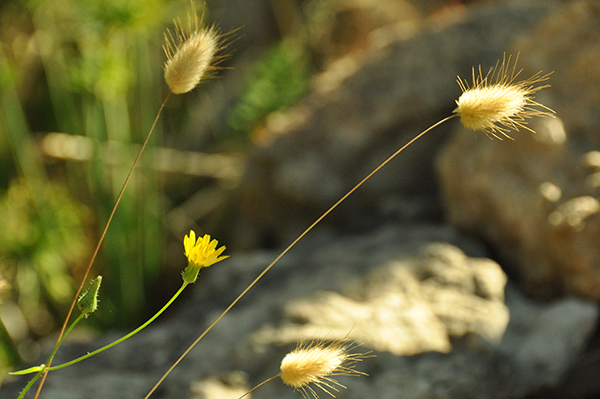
[454,54,555,140]
[163,4,226,94]
[279,339,372,399]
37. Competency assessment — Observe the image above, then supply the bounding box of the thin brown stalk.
[237,374,281,399]
[143,114,457,399]
[33,90,172,399]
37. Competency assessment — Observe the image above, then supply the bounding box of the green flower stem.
[17,371,42,399]
[46,281,189,372]
[52,313,86,359]
[15,313,86,398]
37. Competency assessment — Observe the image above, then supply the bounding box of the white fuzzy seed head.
[279,339,371,399]
[163,6,221,94]
[454,54,555,140]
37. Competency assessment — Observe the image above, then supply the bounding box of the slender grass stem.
[238,374,281,399]
[16,371,42,399]
[144,114,458,398]
[32,90,172,399]
[46,313,86,367]
[47,281,189,372]
[14,313,85,398]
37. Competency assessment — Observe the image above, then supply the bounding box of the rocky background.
[4,0,600,398]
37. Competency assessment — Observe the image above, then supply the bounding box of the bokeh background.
[0,0,307,369]
[1,0,600,398]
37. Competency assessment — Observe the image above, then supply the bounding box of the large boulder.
[232,0,560,249]
[437,0,600,299]
[3,225,596,399]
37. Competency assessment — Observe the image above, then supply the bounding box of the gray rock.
[233,0,560,249]
[253,242,510,356]
[4,225,596,399]
[436,1,600,300]
[517,0,600,145]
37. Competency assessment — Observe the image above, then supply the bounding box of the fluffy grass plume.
[163,4,221,94]
[454,54,555,139]
[280,339,371,399]
[146,54,556,399]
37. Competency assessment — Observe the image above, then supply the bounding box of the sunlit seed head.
[279,339,371,399]
[454,54,555,140]
[163,5,221,94]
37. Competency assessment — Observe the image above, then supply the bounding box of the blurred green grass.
[0,0,314,372]
[226,37,312,140]
[0,0,171,370]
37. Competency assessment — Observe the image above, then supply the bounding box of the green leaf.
[77,276,102,316]
[9,365,44,375]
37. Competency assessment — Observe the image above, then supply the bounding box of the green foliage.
[226,38,313,138]
[0,180,90,307]
[0,0,315,374]
[0,0,175,369]
[0,179,90,370]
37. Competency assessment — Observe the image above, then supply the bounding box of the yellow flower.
[182,230,228,283]
[454,54,555,139]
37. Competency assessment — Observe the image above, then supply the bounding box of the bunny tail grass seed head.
[182,230,228,283]
[279,339,372,399]
[163,4,224,94]
[454,54,555,139]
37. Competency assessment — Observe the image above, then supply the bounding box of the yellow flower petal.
[183,231,228,269]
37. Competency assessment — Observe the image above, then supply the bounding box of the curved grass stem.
[144,114,458,398]
[14,313,85,398]
[47,281,189,372]
[31,90,172,399]
[237,374,281,399]
[16,371,42,399]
